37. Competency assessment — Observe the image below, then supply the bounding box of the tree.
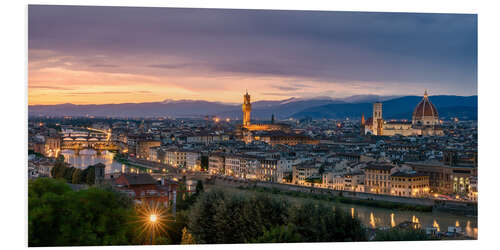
[82,165,96,185]
[287,201,366,242]
[63,167,76,183]
[251,225,303,243]
[373,228,429,241]
[71,169,82,184]
[188,189,227,244]
[50,155,67,179]
[186,189,364,244]
[318,165,325,176]
[195,180,204,195]
[28,178,135,246]
[55,154,65,166]
[28,177,71,199]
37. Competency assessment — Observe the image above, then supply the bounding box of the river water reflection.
[336,201,477,239]
[61,149,131,174]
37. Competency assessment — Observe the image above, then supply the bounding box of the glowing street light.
[150,214,157,223]
[133,201,173,245]
[149,214,157,245]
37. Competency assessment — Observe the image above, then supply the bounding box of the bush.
[251,224,302,243]
[374,228,430,241]
[288,202,366,242]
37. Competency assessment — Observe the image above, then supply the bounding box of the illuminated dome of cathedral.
[412,90,439,126]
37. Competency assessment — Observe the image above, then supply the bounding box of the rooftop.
[391,171,428,178]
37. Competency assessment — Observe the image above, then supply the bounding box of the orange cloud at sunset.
[28,49,433,105]
[28,6,477,105]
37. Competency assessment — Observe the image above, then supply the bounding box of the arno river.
[60,149,138,174]
[336,203,477,238]
[61,149,477,239]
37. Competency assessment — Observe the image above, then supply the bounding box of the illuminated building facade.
[364,164,395,194]
[137,140,161,160]
[407,150,477,195]
[390,171,430,197]
[240,91,290,132]
[242,90,252,126]
[363,90,444,136]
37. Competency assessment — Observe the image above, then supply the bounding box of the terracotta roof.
[390,171,428,178]
[364,163,394,171]
[413,92,438,118]
[365,117,373,125]
[385,121,412,125]
[119,173,157,185]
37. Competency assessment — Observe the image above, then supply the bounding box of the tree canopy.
[187,189,367,244]
[28,178,135,246]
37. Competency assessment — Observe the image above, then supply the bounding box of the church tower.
[360,113,365,136]
[372,102,383,136]
[242,90,252,126]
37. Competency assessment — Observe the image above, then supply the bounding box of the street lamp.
[149,214,157,245]
[150,214,157,223]
[135,201,173,245]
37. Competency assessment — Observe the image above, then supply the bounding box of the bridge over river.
[61,127,119,152]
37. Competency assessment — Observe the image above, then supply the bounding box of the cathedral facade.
[362,91,444,136]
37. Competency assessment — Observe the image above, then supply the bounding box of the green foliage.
[373,228,430,241]
[28,177,72,199]
[28,178,134,247]
[63,167,76,183]
[175,176,200,211]
[195,180,204,194]
[71,169,82,184]
[161,209,189,244]
[304,177,322,184]
[50,155,67,179]
[251,224,302,243]
[288,202,366,242]
[50,159,101,186]
[55,154,65,165]
[318,165,325,176]
[187,189,366,244]
[84,165,96,185]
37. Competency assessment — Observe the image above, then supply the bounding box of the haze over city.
[28,5,477,105]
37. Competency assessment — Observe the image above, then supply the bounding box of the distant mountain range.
[291,95,478,120]
[29,95,477,120]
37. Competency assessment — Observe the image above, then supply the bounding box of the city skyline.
[29,5,477,105]
[23,4,482,246]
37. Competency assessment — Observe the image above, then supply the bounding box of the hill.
[28,95,477,120]
[291,95,477,120]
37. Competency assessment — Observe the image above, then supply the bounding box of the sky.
[28,5,477,105]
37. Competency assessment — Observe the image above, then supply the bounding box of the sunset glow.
[28,6,477,105]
